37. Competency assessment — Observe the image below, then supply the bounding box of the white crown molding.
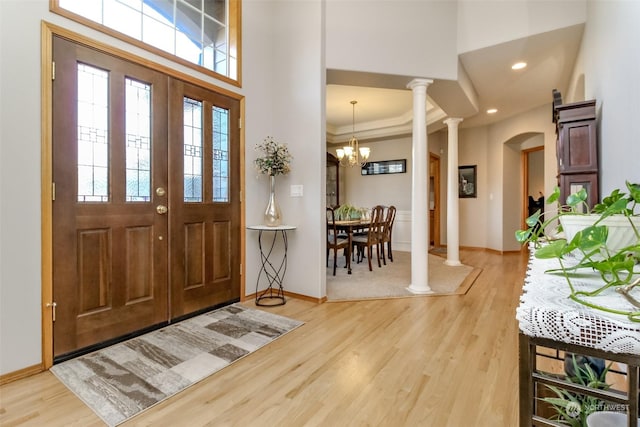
[327,107,448,144]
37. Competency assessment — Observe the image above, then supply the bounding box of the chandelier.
[336,100,371,167]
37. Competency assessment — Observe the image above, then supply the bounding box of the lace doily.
[516,248,640,355]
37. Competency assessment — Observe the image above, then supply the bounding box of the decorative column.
[443,118,463,266]
[406,78,433,294]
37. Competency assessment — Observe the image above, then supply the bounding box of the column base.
[444,259,463,267]
[406,285,434,294]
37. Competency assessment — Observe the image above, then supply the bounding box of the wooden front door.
[51,36,240,359]
[168,79,241,318]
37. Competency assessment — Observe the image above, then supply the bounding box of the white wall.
[326,0,458,80]
[242,1,275,302]
[503,142,522,251]
[565,40,586,104]
[581,1,640,193]
[449,105,555,252]
[457,0,587,53]
[266,0,325,299]
[342,137,413,211]
[457,127,490,249]
[0,0,45,376]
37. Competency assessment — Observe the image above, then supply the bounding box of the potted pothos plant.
[515,181,640,322]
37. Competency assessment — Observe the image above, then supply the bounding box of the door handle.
[156,205,168,214]
[46,302,57,322]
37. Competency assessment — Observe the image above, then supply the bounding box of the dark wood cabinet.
[559,173,598,208]
[553,97,598,208]
[557,118,597,174]
[326,152,340,207]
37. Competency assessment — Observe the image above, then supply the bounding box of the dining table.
[333,219,370,274]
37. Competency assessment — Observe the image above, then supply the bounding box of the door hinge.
[239,190,243,202]
[240,263,243,275]
[52,61,55,80]
[238,118,242,129]
[52,182,56,201]
[46,302,57,322]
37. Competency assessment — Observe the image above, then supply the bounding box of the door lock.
[156,187,166,197]
[156,205,168,214]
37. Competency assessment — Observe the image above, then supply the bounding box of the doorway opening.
[430,153,441,248]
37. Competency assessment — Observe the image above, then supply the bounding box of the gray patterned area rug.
[50,304,303,426]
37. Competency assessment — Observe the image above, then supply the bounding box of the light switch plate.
[290,184,303,197]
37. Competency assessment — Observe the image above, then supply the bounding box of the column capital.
[406,78,433,91]
[443,117,464,127]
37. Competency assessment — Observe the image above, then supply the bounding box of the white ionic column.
[406,78,433,294]
[443,118,463,266]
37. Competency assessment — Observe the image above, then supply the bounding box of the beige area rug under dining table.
[326,250,482,301]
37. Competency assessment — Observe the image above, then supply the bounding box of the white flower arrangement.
[254,136,292,176]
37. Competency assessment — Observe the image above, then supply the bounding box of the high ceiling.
[326,24,584,144]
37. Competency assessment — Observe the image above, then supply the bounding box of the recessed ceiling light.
[486,108,498,114]
[512,62,527,70]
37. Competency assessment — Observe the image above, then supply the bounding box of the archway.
[503,133,545,251]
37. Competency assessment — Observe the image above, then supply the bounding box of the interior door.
[168,79,241,318]
[429,153,440,247]
[52,36,169,358]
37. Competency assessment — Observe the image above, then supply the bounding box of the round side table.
[247,225,296,306]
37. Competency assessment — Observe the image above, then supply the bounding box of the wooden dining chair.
[352,205,384,271]
[379,205,397,264]
[326,207,350,275]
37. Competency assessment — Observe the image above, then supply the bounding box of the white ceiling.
[326,24,585,143]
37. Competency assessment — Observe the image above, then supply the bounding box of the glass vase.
[264,175,282,226]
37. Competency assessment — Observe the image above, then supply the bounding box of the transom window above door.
[52,0,240,85]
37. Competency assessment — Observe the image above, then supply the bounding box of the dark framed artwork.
[361,159,406,176]
[458,165,477,198]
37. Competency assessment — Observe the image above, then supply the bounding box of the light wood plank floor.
[0,249,529,426]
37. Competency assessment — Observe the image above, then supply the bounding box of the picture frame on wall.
[361,159,406,175]
[458,165,477,198]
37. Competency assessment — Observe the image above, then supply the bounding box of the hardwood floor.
[0,249,529,426]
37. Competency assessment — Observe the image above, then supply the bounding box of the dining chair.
[352,205,384,271]
[379,205,397,264]
[351,211,369,261]
[326,207,350,275]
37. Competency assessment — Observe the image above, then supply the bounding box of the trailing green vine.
[516,182,640,322]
